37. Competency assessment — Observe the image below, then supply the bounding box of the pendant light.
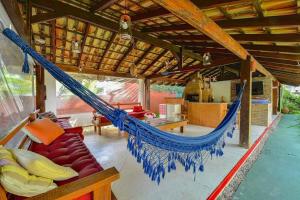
[72,40,81,54]
[119,0,132,41]
[203,52,212,66]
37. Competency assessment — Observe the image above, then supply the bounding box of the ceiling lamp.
[119,0,132,41]
[119,14,132,41]
[203,52,212,66]
[72,40,81,54]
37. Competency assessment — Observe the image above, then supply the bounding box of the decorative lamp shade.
[119,14,132,41]
[203,52,211,66]
[72,40,81,54]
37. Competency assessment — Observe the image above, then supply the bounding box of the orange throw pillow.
[25,118,64,145]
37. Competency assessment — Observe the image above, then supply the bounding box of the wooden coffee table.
[146,117,188,133]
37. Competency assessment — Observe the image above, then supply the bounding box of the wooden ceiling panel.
[20,0,300,85]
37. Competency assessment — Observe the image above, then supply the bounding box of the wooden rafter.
[159,34,300,43]
[151,57,177,76]
[181,42,300,54]
[57,64,134,78]
[113,44,135,72]
[152,0,271,77]
[30,0,202,61]
[263,64,300,74]
[256,57,300,66]
[77,23,90,67]
[91,0,119,13]
[51,20,56,62]
[132,0,250,22]
[134,45,155,68]
[97,32,117,70]
[150,77,186,84]
[193,48,300,61]
[141,49,168,74]
[31,11,67,24]
[142,14,300,32]
[148,56,239,79]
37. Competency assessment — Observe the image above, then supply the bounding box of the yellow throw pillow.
[0,146,57,197]
[11,149,79,181]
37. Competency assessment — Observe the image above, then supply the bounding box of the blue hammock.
[2,28,245,184]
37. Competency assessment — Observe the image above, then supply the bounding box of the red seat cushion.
[129,111,147,119]
[133,105,143,112]
[26,132,103,200]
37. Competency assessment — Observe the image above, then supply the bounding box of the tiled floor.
[83,117,277,200]
[233,115,300,200]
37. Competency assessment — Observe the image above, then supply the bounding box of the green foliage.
[282,87,300,114]
[151,84,184,97]
[0,73,33,95]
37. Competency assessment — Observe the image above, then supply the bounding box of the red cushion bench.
[1,111,119,200]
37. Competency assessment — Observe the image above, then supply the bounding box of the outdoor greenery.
[282,87,300,114]
[0,73,33,95]
[151,84,184,97]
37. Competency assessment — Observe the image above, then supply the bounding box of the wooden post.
[35,65,46,112]
[145,79,151,110]
[240,56,252,149]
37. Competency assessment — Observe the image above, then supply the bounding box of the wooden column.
[240,56,252,149]
[35,65,46,112]
[144,79,151,110]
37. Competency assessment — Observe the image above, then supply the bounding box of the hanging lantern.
[119,14,132,41]
[203,52,212,66]
[72,40,81,54]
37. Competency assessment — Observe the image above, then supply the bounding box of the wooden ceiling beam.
[57,64,134,78]
[142,14,300,33]
[91,0,119,12]
[150,57,177,76]
[132,0,250,22]
[250,51,300,61]
[148,57,239,79]
[31,11,67,24]
[77,23,90,67]
[97,32,117,70]
[194,48,300,61]
[256,57,300,66]
[114,44,135,72]
[150,77,186,84]
[140,49,168,74]
[1,0,29,42]
[51,20,56,62]
[159,34,300,43]
[152,0,272,77]
[263,64,300,74]
[30,0,202,61]
[134,45,155,68]
[181,42,300,54]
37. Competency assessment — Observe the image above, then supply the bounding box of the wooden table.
[146,118,188,133]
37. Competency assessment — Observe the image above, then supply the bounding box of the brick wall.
[231,77,273,126]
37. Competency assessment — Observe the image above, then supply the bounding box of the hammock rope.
[2,28,245,184]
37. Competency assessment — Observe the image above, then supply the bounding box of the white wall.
[45,71,57,114]
[211,80,231,103]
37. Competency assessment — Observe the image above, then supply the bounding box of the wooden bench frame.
[92,102,145,135]
[0,110,120,200]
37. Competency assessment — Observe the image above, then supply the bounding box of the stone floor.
[82,117,277,200]
[233,115,300,200]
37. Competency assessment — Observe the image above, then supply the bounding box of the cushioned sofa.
[0,112,119,200]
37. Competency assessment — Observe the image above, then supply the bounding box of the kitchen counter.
[187,102,228,128]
